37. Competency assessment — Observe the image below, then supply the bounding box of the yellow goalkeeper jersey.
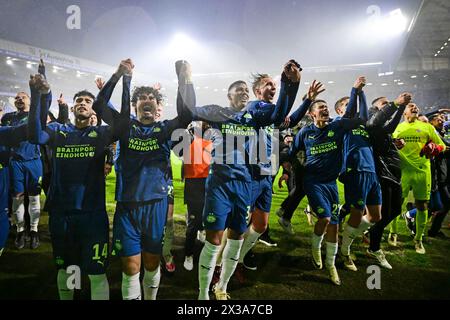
[393,120,445,173]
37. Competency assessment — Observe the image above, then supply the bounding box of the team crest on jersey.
[327,131,335,138]
[153,127,161,133]
[244,113,253,119]
[416,129,421,133]
[206,213,216,223]
[55,256,65,266]
[114,240,122,251]
[88,131,98,138]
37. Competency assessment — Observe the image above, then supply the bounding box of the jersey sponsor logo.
[402,136,421,143]
[55,145,95,158]
[206,213,216,223]
[128,137,160,152]
[351,127,369,138]
[88,131,98,138]
[310,141,338,155]
[220,123,255,136]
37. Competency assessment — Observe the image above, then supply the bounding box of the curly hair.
[131,86,164,104]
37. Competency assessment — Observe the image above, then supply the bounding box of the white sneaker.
[388,233,398,247]
[327,265,341,285]
[278,217,295,235]
[197,230,206,243]
[183,255,194,271]
[366,249,392,269]
[312,249,322,269]
[212,284,230,300]
[414,240,426,254]
[342,254,357,271]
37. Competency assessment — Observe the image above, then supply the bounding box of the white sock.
[341,216,374,256]
[341,223,357,256]
[325,242,338,268]
[216,230,228,266]
[163,218,174,258]
[12,196,25,232]
[88,274,109,300]
[218,238,244,292]
[57,269,74,300]
[238,226,261,263]
[311,232,324,251]
[122,272,141,300]
[142,267,161,300]
[198,241,221,300]
[357,215,374,233]
[28,195,41,232]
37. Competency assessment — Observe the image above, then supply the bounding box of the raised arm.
[55,94,69,124]
[278,60,302,119]
[36,59,54,126]
[27,74,51,145]
[248,60,301,127]
[0,125,27,146]
[283,80,325,129]
[358,90,369,121]
[93,59,134,125]
[121,75,132,119]
[343,77,366,119]
[162,60,197,138]
[366,92,411,132]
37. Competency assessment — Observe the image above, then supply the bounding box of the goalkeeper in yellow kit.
[393,103,446,254]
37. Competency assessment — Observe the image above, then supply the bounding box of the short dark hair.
[334,96,349,113]
[251,73,270,95]
[131,86,164,104]
[308,99,327,112]
[372,97,386,107]
[73,90,95,101]
[228,80,247,93]
[428,113,441,122]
